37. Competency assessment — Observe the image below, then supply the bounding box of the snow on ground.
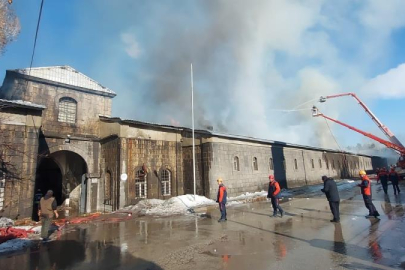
[123,195,216,216]
[0,238,33,254]
[0,217,14,228]
[122,180,359,216]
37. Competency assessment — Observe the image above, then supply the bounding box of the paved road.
[1,181,404,270]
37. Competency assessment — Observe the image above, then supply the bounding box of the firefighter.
[267,175,284,217]
[216,178,227,222]
[378,167,389,194]
[358,170,380,218]
[389,168,401,195]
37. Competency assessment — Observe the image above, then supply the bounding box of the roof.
[12,66,116,96]
[99,115,374,157]
[0,99,46,110]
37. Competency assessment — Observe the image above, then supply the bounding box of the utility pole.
[191,64,196,200]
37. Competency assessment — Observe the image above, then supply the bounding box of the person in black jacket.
[321,176,340,223]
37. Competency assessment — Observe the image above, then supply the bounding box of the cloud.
[360,0,405,32]
[361,63,405,99]
[121,32,141,59]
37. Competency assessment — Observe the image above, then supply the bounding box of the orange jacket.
[268,181,281,197]
[359,175,372,196]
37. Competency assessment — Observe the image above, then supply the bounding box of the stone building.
[0,66,386,219]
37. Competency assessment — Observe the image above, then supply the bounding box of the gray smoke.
[75,0,403,148]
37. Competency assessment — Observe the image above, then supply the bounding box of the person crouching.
[216,178,227,222]
[267,175,284,217]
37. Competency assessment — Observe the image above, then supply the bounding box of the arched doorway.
[34,150,88,218]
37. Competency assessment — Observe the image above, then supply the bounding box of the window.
[104,172,112,205]
[311,159,315,169]
[326,159,329,170]
[234,156,240,171]
[253,157,258,171]
[161,169,171,196]
[0,170,5,210]
[269,158,274,170]
[135,169,147,198]
[332,160,335,169]
[338,161,341,169]
[294,159,298,170]
[319,159,322,169]
[58,97,77,124]
[283,160,286,171]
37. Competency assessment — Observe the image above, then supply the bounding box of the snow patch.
[124,195,216,216]
[0,217,14,228]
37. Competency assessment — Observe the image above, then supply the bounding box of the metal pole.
[191,64,197,200]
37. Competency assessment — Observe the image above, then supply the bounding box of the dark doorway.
[271,145,288,189]
[34,151,88,218]
[103,171,119,212]
[35,158,63,205]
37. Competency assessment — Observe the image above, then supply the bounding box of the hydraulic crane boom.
[312,107,405,156]
[319,92,404,148]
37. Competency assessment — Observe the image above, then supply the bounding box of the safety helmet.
[359,170,366,176]
[217,178,223,183]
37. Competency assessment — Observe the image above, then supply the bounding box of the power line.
[29,0,45,75]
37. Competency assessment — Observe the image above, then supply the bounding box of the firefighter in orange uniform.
[267,175,284,217]
[358,170,380,218]
[216,178,227,222]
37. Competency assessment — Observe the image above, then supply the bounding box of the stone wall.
[192,137,376,201]
[0,72,112,137]
[0,107,42,218]
[123,138,183,206]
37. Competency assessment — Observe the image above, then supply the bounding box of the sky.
[1,0,405,153]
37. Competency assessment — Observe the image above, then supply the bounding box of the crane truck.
[312,92,405,177]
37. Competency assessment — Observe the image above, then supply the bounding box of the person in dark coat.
[378,167,389,194]
[267,175,284,217]
[389,168,401,195]
[321,176,340,222]
[216,178,227,222]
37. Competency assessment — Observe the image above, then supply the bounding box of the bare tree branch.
[0,0,21,55]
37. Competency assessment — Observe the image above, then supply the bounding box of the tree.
[0,0,20,55]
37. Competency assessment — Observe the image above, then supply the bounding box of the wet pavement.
[1,182,405,270]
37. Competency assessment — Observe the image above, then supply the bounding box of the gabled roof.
[12,66,116,96]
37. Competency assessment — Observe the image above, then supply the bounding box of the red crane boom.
[319,92,404,148]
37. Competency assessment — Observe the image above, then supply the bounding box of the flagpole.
[191,63,197,201]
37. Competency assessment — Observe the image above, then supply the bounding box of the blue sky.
[1,0,405,151]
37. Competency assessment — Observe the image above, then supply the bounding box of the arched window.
[319,159,322,169]
[234,156,240,171]
[294,159,298,170]
[58,97,77,124]
[311,159,315,169]
[135,169,147,198]
[269,158,274,170]
[0,170,5,210]
[104,172,112,205]
[253,157,258,171]
[161,169,171,196]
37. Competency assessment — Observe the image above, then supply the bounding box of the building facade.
[0,66,386,219]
